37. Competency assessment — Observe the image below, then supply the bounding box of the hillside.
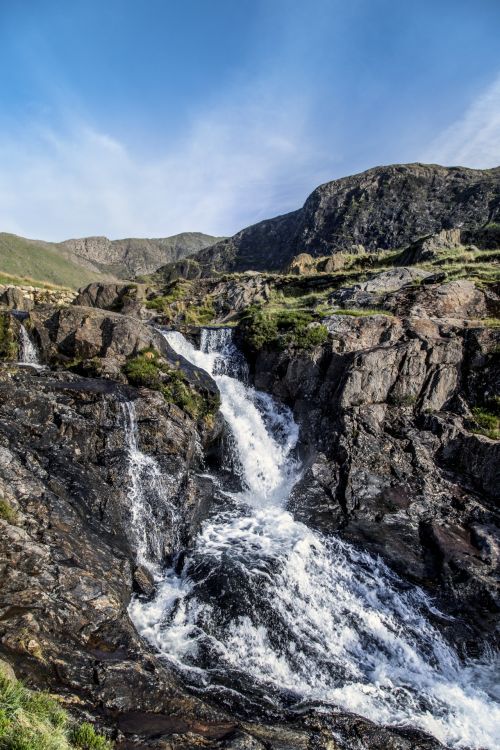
[0,233,106,289]
[193,163,500,274]
[58,232,223,278]
[0,231,222,288]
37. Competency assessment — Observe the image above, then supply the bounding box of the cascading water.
[19,324,40,365]
[121,401,178,572]
[128,328,500,749]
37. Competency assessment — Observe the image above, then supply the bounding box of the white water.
[19,324,40,365]
[121,401,178,572]
[128,328,500,749]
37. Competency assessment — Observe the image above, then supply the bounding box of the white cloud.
[0,89,330,241]
[421,73,500,168]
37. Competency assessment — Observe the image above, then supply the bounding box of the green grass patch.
[0,234,104,290]
[472,403,500,440]
[0,500,18,524]
[123,348,217,419]
[239,304,329,351]
[327,308,393,318]
[479,318,500,328]
[0,313,19,360]
[0,670,112,750]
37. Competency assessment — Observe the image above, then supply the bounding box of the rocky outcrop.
[194,163,500,274]
[400,228,463,265]
[73,282,153,317]
[331,276,496,320]
[0,284,76,311]
[245,313,500,645]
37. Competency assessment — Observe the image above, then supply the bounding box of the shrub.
[122,348,162,389]
[68,723,112,750]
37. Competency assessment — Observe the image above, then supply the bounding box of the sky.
[0,0,499,241]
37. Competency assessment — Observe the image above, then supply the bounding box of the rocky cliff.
[192,164,500,274]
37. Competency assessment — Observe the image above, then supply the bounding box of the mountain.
[193,163,500,274]
[58,232,223,278]
[0,231,222,289]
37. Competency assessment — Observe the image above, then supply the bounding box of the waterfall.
[19,324,40,365]
[129,328,500,749]
[121,401,178,572]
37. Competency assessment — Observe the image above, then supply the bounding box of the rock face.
[245,314,500,644]
[59,233,222,278]
[194,164,500,273]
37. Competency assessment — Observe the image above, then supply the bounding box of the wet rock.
[133,566,156,597]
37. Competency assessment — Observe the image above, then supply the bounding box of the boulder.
[400,228,462,264]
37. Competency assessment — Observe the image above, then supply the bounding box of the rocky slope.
[59,232,223,278]
[191,164,500,274]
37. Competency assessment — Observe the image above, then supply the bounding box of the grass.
[122,347,218,419]
[480,318,500,328]
[0,670,112,750]
[0,234,104,290]
[0,500,18,524]
[326,308,393,318]
[145,281,216,326]
[472,403,500,441]
[239,304,329,351]
[0,313,19,360]
[0,272,72,291]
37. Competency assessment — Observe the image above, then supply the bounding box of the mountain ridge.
[0,230,222,288]
[192,162,500,274]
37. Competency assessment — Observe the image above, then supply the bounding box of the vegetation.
[123,348,217,419]
[0,313,19,360]
[0,669,112,750]
[0,234,104,290]
[0,500,18,524]
[145,281,216,325]
[328,308,393,318]
[472,402,500,441]
[122,348,163,389]
[480,318,500,328]
[240,304,329,351]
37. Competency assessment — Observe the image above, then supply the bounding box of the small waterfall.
[128,328,500,749]
[19,324,40,365]
[121,401,178,572]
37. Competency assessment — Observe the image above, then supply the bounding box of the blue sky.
[0,0,499,240]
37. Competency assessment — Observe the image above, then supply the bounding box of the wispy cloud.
[421,73,500,168]
[0,88,331,241]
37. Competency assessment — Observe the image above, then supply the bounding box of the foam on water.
[19,324,41,366]
[127,328,500,749]
[121,400,178,572]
